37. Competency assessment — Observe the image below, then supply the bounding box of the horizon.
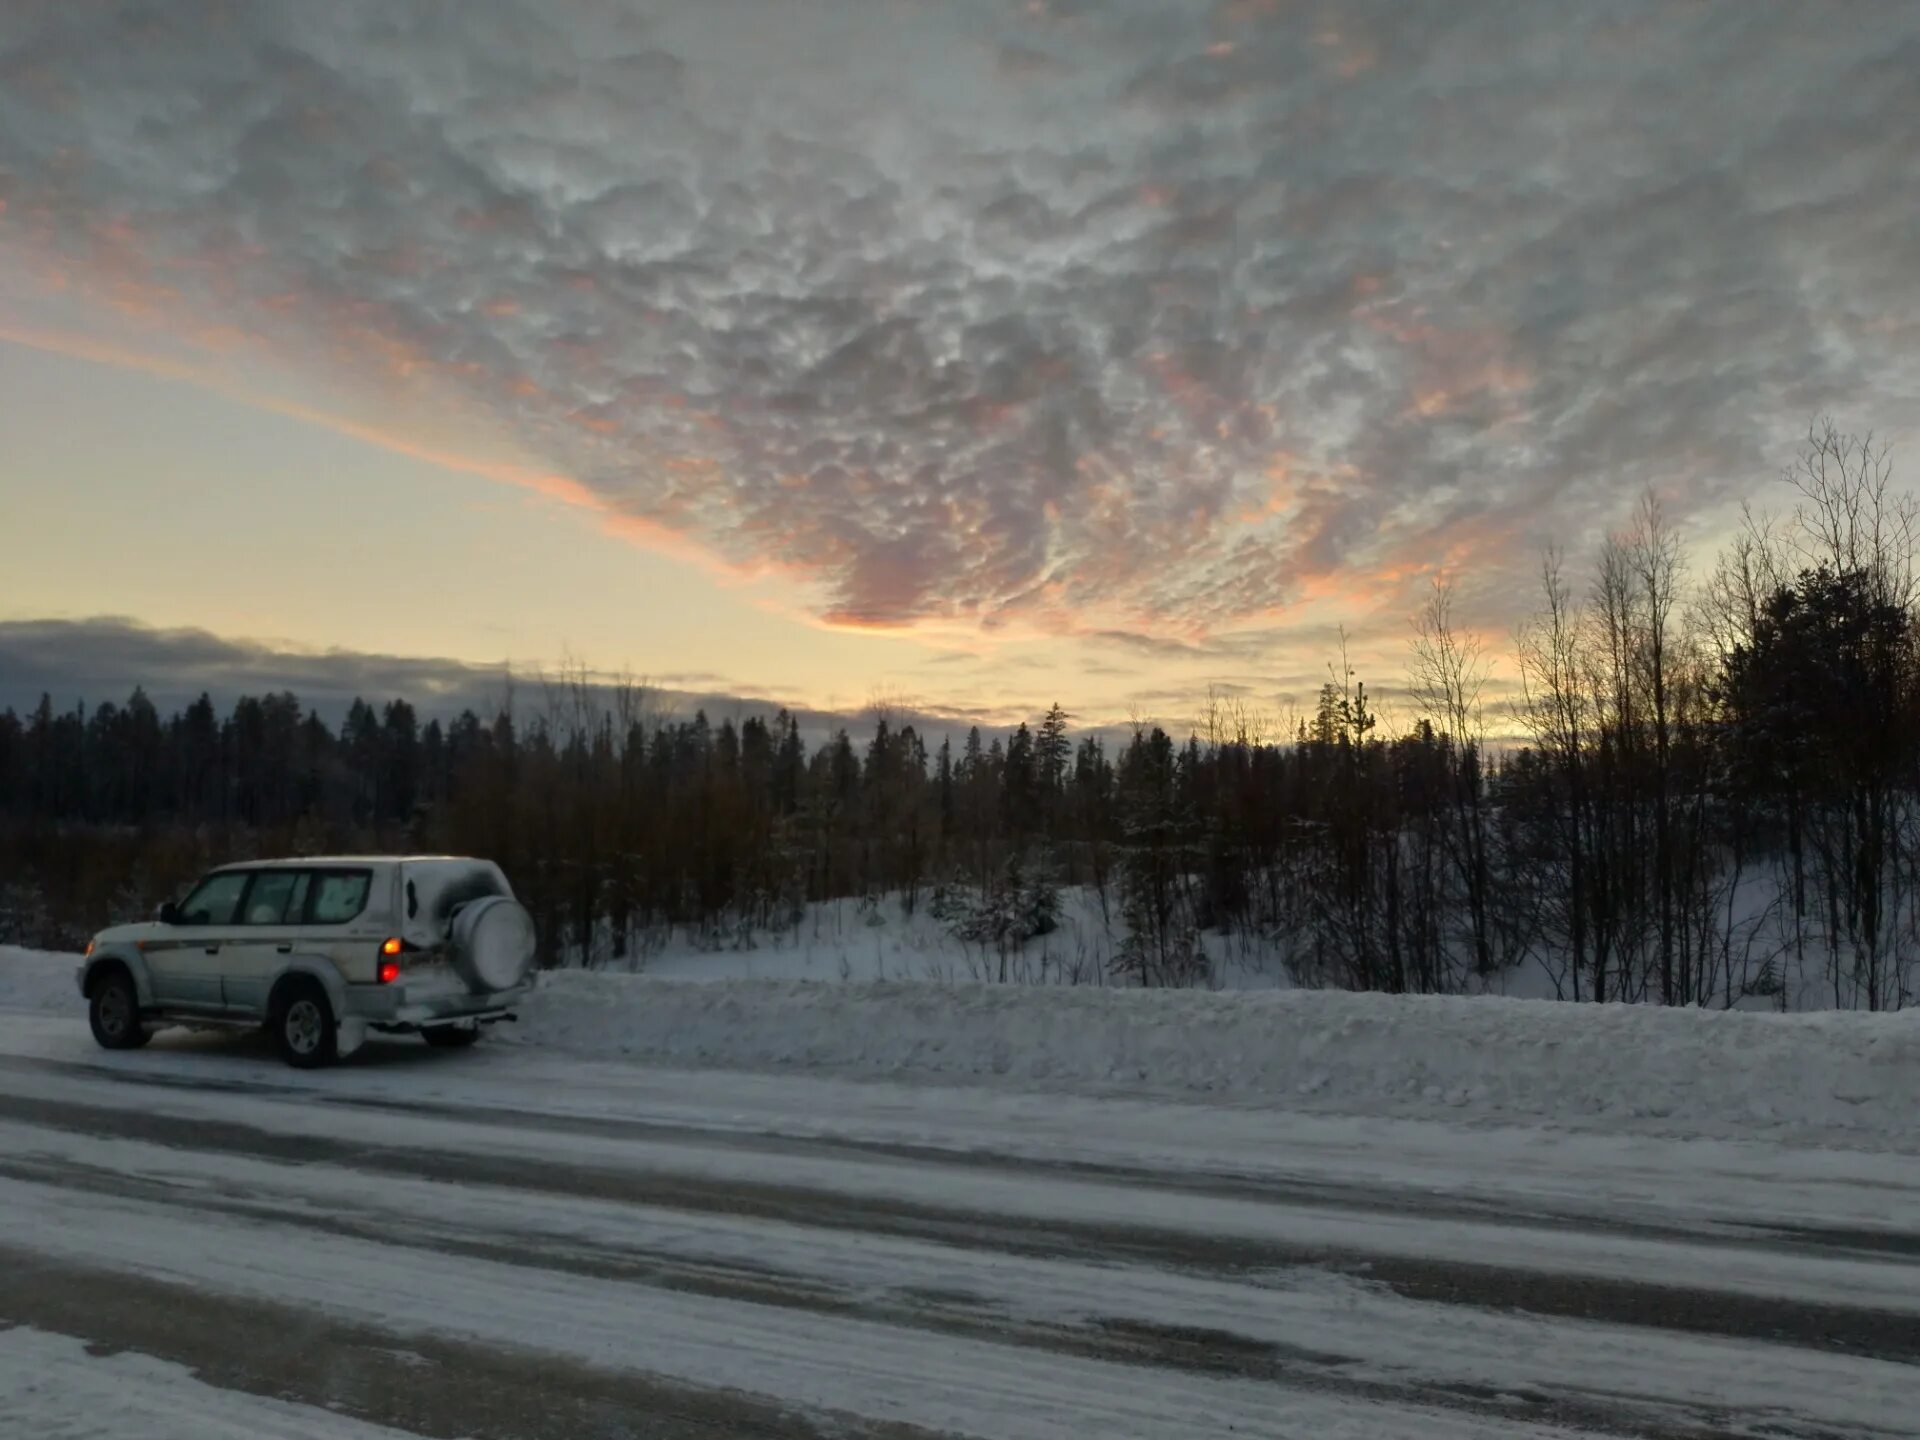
[0,616,1359,752]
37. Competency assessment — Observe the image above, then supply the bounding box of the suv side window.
[239,871,309,925]
[309,871,372,925]
[179,872,249,927]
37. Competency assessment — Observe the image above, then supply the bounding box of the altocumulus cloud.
[2,1,1917,651]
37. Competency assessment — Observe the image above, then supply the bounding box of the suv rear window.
[308,871,372,924]
[240,870,309,925]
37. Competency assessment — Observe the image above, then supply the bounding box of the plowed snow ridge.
[513,971,1920,1143]
[7,945,1919,1144]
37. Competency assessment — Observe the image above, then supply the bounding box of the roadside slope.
[514,970,1920,1144]
[9,943,1919,1146]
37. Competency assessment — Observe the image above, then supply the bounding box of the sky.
[2,1,1918,737]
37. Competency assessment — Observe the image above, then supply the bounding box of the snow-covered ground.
[561,883,1897,1012]
[607,888,1304,988]
[510,970,1920,1146]
[5,940,1920,1437]
[1,1328,423,1440]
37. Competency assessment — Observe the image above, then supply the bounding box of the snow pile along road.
[517,972,1920,1143]
[11,943,1918,1145]
[0,947,72,1015]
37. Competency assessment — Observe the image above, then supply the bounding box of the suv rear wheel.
[88,968,149,1051]
[271,979,338,1069]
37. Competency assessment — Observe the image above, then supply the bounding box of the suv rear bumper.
[343,980,530,1031]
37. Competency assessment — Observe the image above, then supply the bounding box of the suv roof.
[210,855,483,871]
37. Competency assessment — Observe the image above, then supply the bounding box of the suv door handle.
[275,944,293,954]
[203,946,220,955]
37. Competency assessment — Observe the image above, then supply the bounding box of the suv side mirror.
[157,901,181,925]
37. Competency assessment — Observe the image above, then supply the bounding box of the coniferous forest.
[5,425,1919,1008]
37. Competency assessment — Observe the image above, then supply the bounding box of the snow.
[511,969,1920,1144]
[3,982,1917,1438]
[1,1173,1608,1440]
[0,945,73,1014]
[398,857,510,949]
[7,1122,1917,1438]
[10,936,1919,1146]
[7,1048,1918,1316]
[554,885,1851,1009]
[5,1006,1911,1239]
[595,888,1304,988]
[0,1328,422,1440]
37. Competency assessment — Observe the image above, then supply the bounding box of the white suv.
[77,856,537,1067]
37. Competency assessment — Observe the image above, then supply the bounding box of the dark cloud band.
[0,617,1012,743]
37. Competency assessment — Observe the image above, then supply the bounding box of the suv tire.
[271,979,338,1069]
[88,968,149,1051]
[422,1024,481,1049]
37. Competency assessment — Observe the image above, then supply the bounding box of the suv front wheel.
[270,979,338,1069]
[88,968,149,1051]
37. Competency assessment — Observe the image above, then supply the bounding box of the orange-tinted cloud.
[3,0,1914,681]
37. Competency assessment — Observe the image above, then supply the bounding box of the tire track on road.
[0,1151,1770,1440]
[7,1050,1905,1259]
[0,1250,946,1440]
[0,1173,1631,1440]
[5,1086,1919,1368]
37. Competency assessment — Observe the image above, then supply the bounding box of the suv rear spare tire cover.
[450,896,537,992]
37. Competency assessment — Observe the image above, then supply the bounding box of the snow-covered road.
[2,1010,1918,1439]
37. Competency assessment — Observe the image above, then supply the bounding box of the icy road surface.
[1,1012,1917,1439]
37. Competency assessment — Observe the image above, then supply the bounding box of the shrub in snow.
[1019,875,1060,940]
[681,913,763,953]
[934,858,1060,951]
[1107,844,1210,988]
[926,884,964,925]
[1110,915,1210,989]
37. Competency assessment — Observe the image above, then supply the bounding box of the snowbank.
[10,940,1917,1143]
[0,946,76,1014]
[517,973,1920,1143]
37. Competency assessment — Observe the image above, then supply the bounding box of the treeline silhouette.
[4,424,1917,1008]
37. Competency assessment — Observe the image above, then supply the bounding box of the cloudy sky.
[2,1,1917,732]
